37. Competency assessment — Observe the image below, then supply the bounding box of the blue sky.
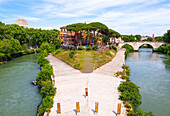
[0,0,170,36]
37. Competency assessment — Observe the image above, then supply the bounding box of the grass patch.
[52,48,117,71]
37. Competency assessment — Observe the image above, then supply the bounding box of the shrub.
[93,45,98,51]
[133,108,154,116]
[69,51,75,58]
[36,69,52,87]
[54,38,61,49]
[29,49,35,54]
[41,50,49,57]
[127,109,134,116]
[40,42,51,53]
[87,46,92,50]
[115,71,125,77]
[22,44,27,51]
[157,45,170,54]
[73,47,76,51]
[42,64,53,75]
[112,45,117,51]
[122,44,134,51]
[39,96,54,116]
[125,103,131,108]
[78,46,84,50]
[118,81,142,110]
[36,48,41,53]
[37,57,49,66]
[20,51,27,55]
[69,46,72,50]
[121,75,129,81]
[116,43,119,46]
[122,64,130,70]
[126,69,131,76]
[40,81,56,98]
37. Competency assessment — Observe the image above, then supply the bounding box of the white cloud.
[32,0,162,18]
[1,0,169,35]
[23,17,40,21]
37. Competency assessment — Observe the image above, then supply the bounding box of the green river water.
[126,48,170,116]
[0,54,41,116]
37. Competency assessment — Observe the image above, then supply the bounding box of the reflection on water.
[0,54,41,116]
[126,48,170,116]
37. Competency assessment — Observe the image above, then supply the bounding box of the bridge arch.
[118,42,165,51]
[138,44,154,51]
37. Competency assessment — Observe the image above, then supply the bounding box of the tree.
[93,37,100,45]
[22,43,27,51]
[10,37,22,54]
[147,37,153,41]
[89,22,109,37]
[134,35,141,41]
[101,34,109,45]
[163,30,170,43]
[54,38,61,49]
[155,36,163,42]
[108,29,121,38]
[67,23,87,47]
[122,35,135,42]
[40,42,51,53]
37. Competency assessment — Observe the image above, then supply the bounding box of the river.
[126,48,170,116]
[0,54,41,116]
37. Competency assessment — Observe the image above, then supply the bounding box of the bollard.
[76,102,80,113]
[85,88,88,96]
[117,103,121,114]
[57,103,61,114]
[95,102,99,113]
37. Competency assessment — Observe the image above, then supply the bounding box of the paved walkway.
[46,49,126,116]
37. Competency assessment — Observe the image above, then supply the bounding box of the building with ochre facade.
[59,26,103,46]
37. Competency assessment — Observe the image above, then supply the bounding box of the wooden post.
[95,102,99,113]
[76,102,80,113]
[57,103,61,114]
[117,103,121,114]
[85,88,88,96]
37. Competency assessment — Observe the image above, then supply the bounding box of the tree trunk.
[93,31,95,38]
[89,36,91,47]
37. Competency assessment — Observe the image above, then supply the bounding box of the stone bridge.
[118,42,166,51]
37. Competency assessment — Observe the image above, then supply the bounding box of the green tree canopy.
[108,29,121,38]
[134,35,141,41]
[122,35,136,42]
[163,30,170,43]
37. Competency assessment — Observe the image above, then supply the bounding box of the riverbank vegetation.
[156,45,170,55]
[52,47,117,71]
[116,64,154,116]
[36,42,61,116]
[0,21,59,63]
[0,38,42,63]
[122,44,134,58]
